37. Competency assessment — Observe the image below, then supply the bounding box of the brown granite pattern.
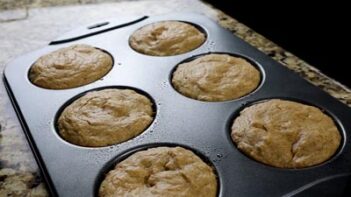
[0,0,350,195]
[212,9,351,106]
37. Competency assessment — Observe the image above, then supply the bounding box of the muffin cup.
[94,143,221,197]
[169,52,265,102]
[226,97,346,169]
[54,86,157,148]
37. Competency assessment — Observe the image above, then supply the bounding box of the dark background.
[205,1,350,87]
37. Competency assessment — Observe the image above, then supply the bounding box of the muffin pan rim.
[225,96,347,170]
[3,13,351,196]
[50,16,149,45]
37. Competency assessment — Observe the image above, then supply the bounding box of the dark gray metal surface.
[3,13,351,197]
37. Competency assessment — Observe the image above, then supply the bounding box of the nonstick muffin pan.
[3,13,351,197]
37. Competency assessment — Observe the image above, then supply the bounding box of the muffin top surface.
[172,54,261,101]
[231,99,341,168]
[129,21,205,56]
[29,44,112,89]
[58,89,154,147]
[99,146,217,197]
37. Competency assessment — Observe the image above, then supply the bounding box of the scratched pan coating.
[3,13,351,197]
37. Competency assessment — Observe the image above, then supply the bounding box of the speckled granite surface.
[1,0,351,196]
[0,0,124,10]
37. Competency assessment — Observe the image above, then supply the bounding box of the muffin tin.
[3,13,351,196]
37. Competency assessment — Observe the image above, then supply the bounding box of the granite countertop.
[1,0,351,196]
